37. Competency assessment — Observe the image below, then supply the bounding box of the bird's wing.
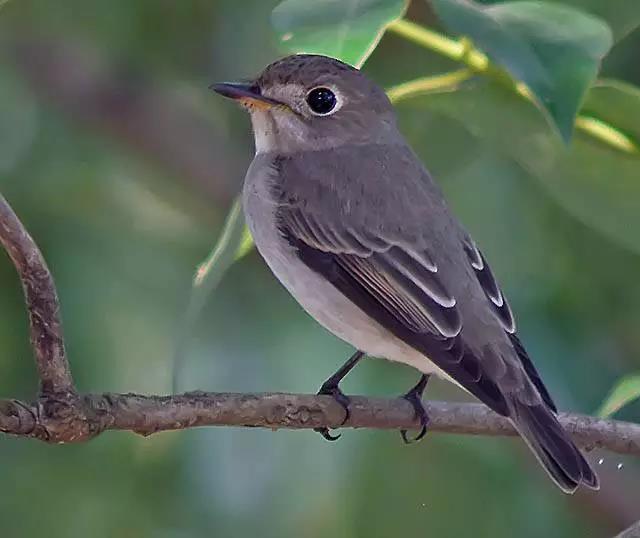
[277,200,519,416]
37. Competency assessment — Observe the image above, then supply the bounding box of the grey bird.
[212,54,599,493]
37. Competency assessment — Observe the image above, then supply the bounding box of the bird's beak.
[210,82,282,111]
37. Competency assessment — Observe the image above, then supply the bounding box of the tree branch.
[0,391,638,454]
[0,195,74,395]
[0,190,639,455]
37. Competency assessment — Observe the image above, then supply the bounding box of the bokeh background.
[1,1,639,537]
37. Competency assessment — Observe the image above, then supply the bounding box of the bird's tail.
[510,399,599,494]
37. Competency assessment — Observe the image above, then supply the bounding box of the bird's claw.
[400,424,428,445]
[315,381,351,441]
[314,427,342,441]
[400,375,430,444]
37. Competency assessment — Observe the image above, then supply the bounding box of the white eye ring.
[305,86,342,116]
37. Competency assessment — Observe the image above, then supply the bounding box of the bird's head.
[212,54,398,154]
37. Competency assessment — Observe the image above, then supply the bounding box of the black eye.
[306,87,337,115]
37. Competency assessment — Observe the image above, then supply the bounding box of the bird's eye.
[306,87,337,115]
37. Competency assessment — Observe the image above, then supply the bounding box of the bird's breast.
[241,153,453,379]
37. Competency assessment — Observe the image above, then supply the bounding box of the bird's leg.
[400,374,431,444]
[314,350,365,441]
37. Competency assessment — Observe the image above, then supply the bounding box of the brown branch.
[0,391,639,454]
[0,191,639,456]
[0,195,74,395]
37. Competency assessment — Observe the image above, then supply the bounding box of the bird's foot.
[313,350,364,442]
[400,374,431,444]
[314,379,352,441]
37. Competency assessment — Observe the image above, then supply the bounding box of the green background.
[0,1,638,536]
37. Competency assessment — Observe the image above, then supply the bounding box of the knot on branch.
[33,392,109,443]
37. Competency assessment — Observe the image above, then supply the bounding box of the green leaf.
[172,198,253,390]
[474,0,640,41]
[597,374,640,417]
[407,78,640,255]
[272,0,408,67]
[430,0,613,142]
[572,0,640,41]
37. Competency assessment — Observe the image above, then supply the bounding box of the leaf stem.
[575,116,638,154]
[386,69,474,103]
[387,19,489,72]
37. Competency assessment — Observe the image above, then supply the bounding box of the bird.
[211,54,599,493]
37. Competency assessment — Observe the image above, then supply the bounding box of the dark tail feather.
[510,400,599,493]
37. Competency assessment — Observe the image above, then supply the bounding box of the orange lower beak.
[210,82,282,110]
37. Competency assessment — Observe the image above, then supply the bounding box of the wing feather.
[463,240,516,333]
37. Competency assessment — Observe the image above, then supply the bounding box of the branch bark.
[0,190,639,456]
[0,391,638,454]
[0,195,74,395]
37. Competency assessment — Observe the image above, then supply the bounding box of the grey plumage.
[214,54,599,493]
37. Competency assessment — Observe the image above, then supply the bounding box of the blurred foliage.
[421,80,640,255]
[0,1,639,537]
